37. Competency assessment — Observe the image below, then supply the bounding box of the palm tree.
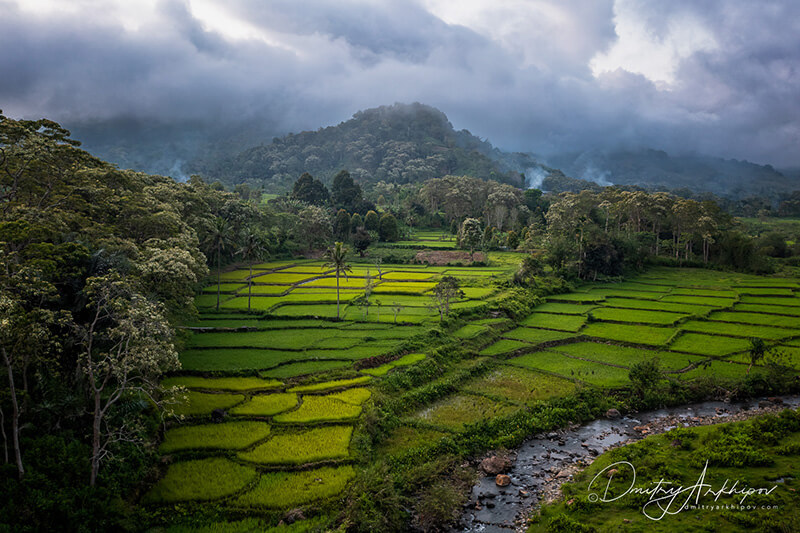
[322,242,352,320]
[238,227,269,312]
[203,217,236,311]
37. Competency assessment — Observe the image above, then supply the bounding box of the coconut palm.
[322,242,352,320]
[238,227,270,311]
[202,217,236,311]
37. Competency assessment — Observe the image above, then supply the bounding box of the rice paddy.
[272,394,364,423]
[229,393,298,416]
[287,376,372,392]
[152,258,800,519]
[477,266,799,389]
[159,421,272,453]
[144,458,257,503]
[161,376,282,391]
[237,425,353,465]
[169,391,245,417]
[233,466,356,508]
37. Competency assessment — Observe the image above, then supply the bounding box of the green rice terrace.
[150,261,800,528]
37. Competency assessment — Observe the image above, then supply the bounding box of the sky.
[2,0,799,168]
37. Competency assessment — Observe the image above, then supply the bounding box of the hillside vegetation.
[192,103,527,191]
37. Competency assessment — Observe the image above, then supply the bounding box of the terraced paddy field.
[151,262,800,529]
[148,257,516,520]
[476,266,800,389]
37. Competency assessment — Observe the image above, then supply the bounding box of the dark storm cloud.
[1,0,799,167]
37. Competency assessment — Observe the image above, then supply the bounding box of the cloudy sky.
[2,0,799,167]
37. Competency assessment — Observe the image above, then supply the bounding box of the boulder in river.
[480,455,512,475]
[496,474,511,486]
[606,408,621,419]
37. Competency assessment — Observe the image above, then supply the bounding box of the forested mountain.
[547,149,798,200]
[190,103,528,191]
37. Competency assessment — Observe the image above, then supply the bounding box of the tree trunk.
[216,242,221,311]
[336,270,341,320]
[0,404,8,464]
[90,391,102,486]
[247,264,253,311]
[654,223,660,256]
[2,347,24,479]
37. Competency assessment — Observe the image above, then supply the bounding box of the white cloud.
[590,0,718,86]
[1,0,798,167]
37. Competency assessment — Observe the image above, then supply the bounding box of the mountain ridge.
[189,102,532,191]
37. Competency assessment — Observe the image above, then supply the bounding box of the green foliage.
[364,210,380,231]
[331,170,363,212]
[534,410,800,532]
[378,213,399,242]
[333,209,351,241]
[342,462,404,533]
[628,358,664,396]
[207,103,520,190]
[291,172,329,206]
[458,218,482,257]
[747,337,767,372]
[352,227,372,256]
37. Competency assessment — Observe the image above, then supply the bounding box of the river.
[454,395,800,532]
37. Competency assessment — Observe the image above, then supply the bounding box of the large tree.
[291,172,330,206]
[458,218,482,260]
[331,170,363,212]
[77,275,179,486]
[334,209,352,241]
[378,213,399,242]
[429,276,464,320]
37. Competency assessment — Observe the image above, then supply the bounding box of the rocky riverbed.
[453,395,800,533]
